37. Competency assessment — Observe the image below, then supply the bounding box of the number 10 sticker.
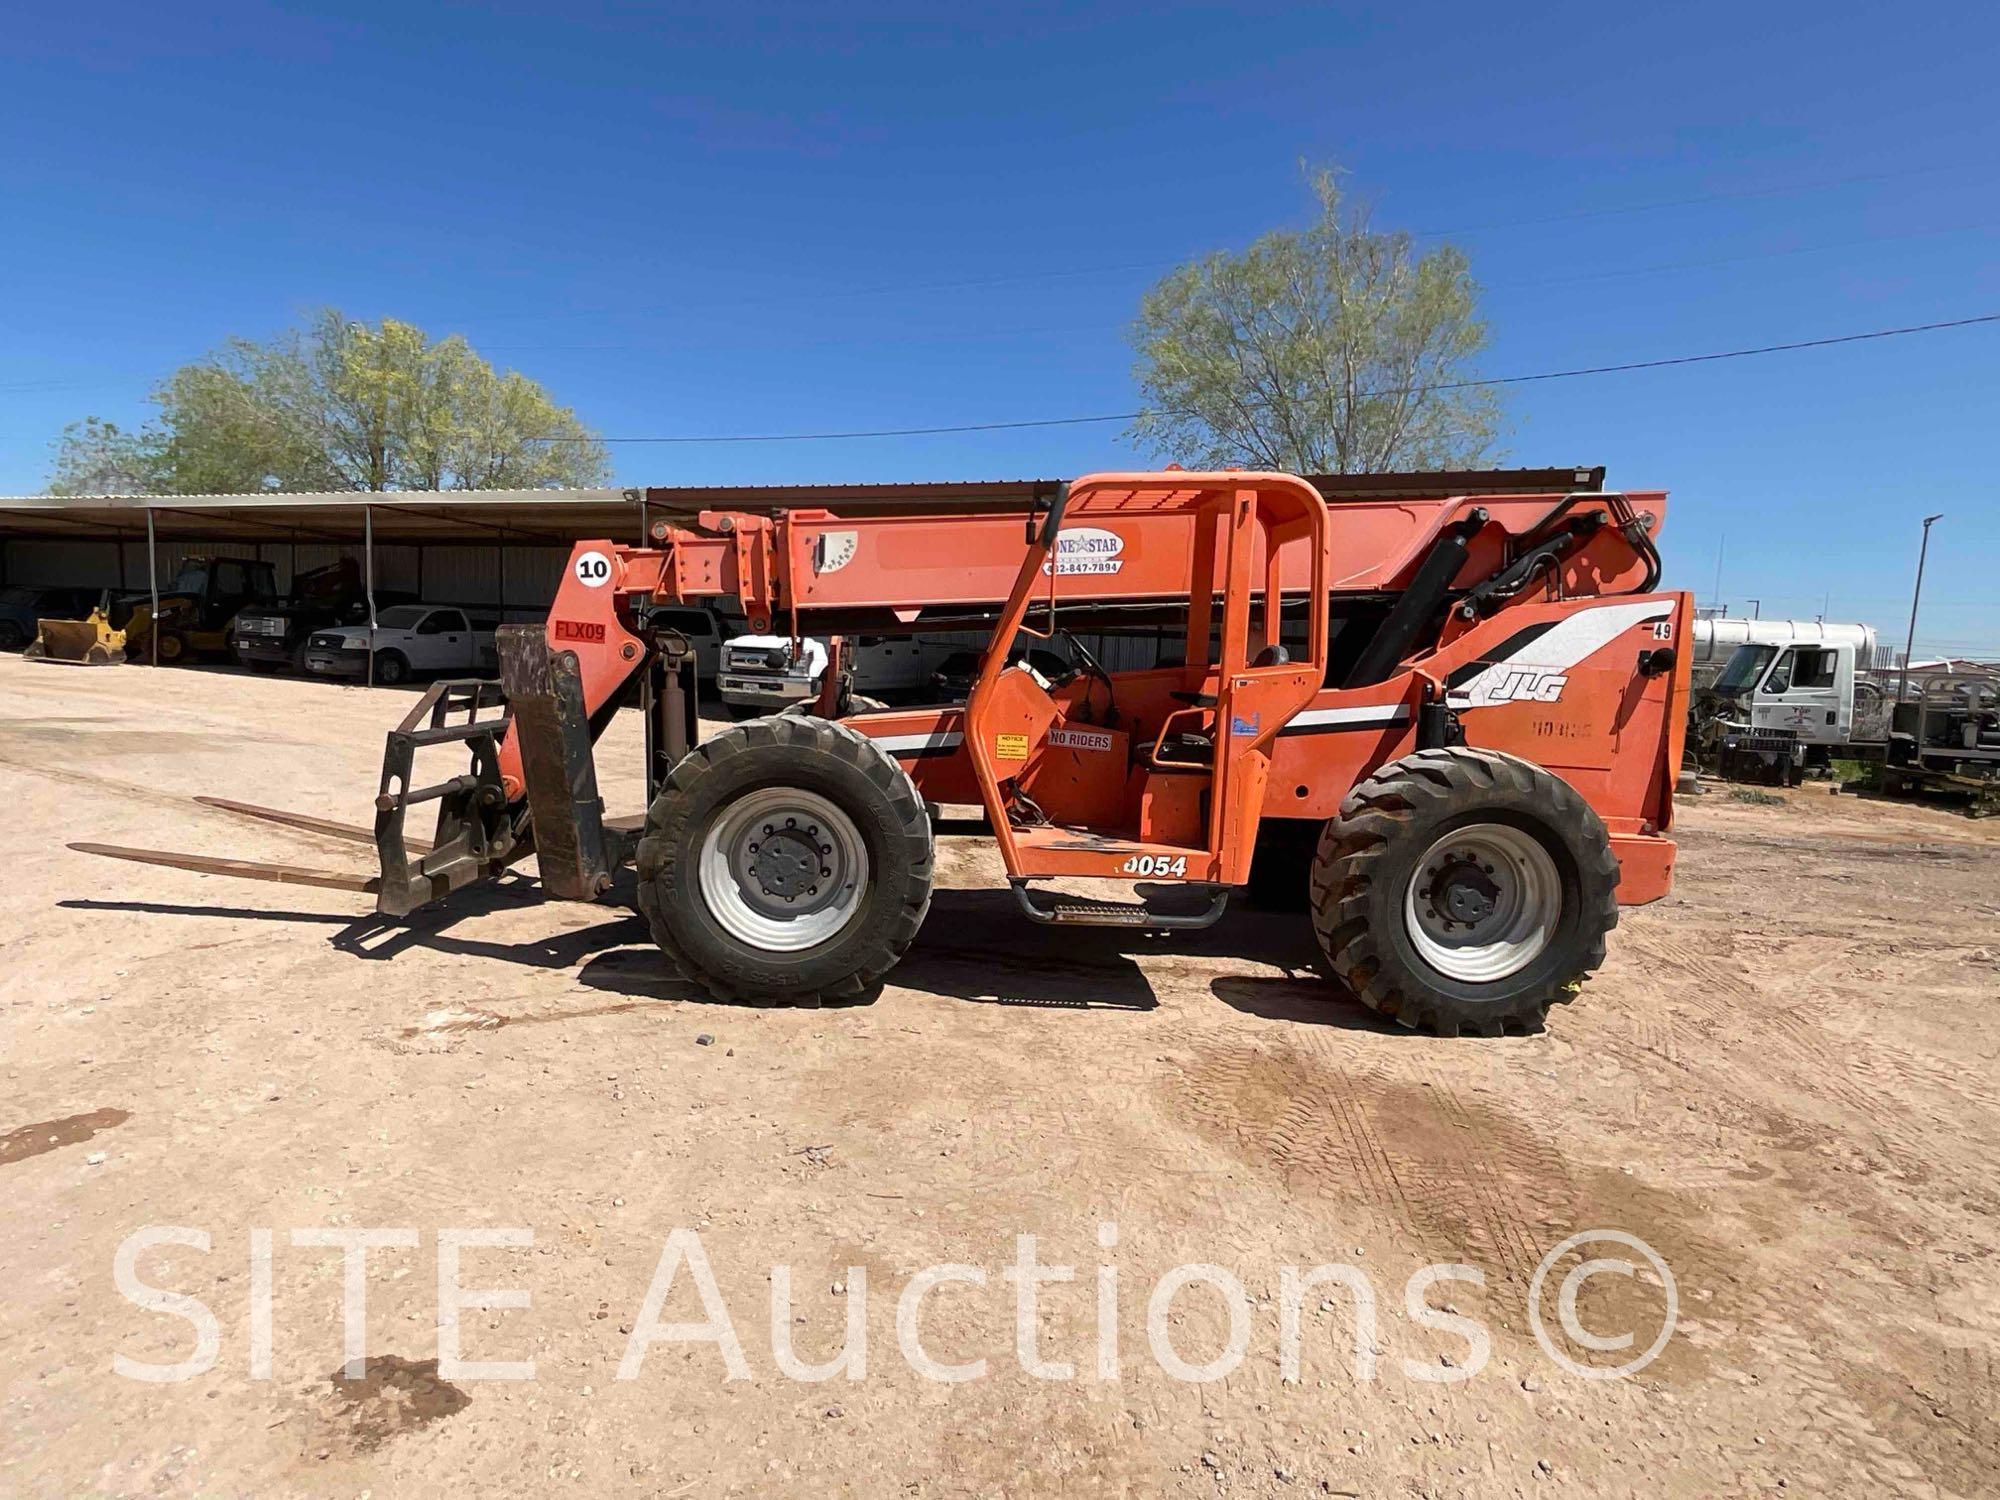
[574,549,613,588]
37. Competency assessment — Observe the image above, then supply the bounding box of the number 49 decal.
[1121,854,1187,878]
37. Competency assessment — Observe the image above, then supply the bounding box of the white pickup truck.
[303,604,498,685]
[715,633,967,715]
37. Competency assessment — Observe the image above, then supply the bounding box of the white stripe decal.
[1449,600,1672,709]
[868,730,965,755]
[1284,705,1412,731]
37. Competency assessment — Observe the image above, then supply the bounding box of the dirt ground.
[2,653,1996,1498]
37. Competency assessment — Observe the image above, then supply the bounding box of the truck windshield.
[1713,644,1777,695]
[374,606,429,628]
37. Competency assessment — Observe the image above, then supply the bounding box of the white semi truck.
[1700,625,1998,805]
[1689,616,1878,690]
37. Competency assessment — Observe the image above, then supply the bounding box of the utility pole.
[1897,513,1945,705]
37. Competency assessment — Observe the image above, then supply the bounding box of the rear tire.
[635,714,934,1004]
[1311,748,1618,1036]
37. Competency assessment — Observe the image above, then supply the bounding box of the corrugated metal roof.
[0,468,1604,545]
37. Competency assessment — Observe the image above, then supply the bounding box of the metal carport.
[0,467,1602,671]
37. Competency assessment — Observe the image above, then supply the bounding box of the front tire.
[373,650,409,686]
[1311,748,1618,1036]
[635,714,934,1004]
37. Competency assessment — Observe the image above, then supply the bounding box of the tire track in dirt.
[1151,1013,1956,1482]
[1719,1322,1943,1497]
[1413,1058,1570,1286]
[1156,1034,1583,1288]
[1610,922,1940,1170]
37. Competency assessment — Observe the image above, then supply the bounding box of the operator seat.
[1151,646,1292,768]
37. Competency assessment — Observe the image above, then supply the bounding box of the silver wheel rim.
[1403,822,1561,984]
[697,787,869,952]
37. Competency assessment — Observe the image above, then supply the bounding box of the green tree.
[46,417,167,495]
[1127,166,1502,473]
[46,310,611,494]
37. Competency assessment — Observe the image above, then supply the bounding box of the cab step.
[1009,879,1230,930]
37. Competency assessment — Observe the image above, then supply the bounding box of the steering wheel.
[1056,630,1118,725]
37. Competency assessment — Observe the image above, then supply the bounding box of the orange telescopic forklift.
[77,472,1692,1034]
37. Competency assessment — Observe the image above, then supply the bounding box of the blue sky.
[5,1,1996,652]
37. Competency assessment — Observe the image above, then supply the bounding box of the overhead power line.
[540,311,2000,445]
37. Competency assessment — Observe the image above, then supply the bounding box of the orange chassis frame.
[518,472,1691,907]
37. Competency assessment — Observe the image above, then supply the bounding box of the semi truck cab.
[1728,640,1856,746]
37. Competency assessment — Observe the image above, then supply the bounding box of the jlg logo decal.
[554,620,606,643]
[1121,854,1187,878]
[1476,668,1569,706]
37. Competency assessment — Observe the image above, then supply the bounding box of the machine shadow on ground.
[62,877,1362,1023]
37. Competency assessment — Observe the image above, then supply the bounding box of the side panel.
[1264,691,1421,821]
[1258,592,1691,904]
[1443,594,1681,835]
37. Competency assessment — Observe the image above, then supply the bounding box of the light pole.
[1897,513,1945,706]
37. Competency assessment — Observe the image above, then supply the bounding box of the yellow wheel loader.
[25,603,128,666]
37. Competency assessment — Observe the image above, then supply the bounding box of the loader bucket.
[25,612,127,666]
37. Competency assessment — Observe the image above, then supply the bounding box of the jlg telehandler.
[76,472,1691,1034]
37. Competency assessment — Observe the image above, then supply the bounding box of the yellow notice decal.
[995,733,1030,760]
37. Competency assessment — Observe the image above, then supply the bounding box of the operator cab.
[963,475,1329,902]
